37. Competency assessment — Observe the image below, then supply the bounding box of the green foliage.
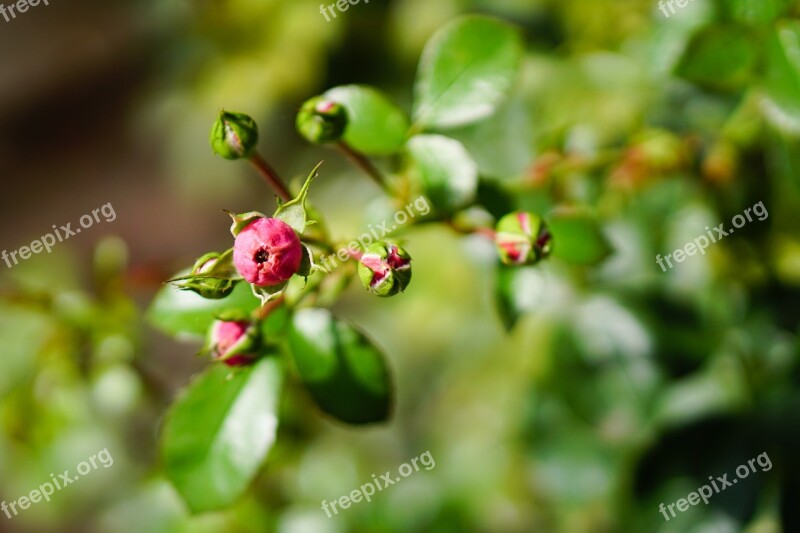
[0,305,56,395]
[10,2,800,530]
[494,265,540,331]
[722,0,794,25]
[287,308,393,424]
[161,357,283,512]
[412,15,524,130]
[676,25,758,89]
[547,211,613,266]
[323,85,410,155]
[405,134,479,212]
[148,279,260,338]
[762,21,800,134]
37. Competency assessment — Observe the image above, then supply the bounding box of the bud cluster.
[176,108,558,368]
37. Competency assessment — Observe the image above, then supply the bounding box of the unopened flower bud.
[210,110,259,160]
[296,97,348,144]
[233,217,303,287]
[357,242,412,297]
[176,252,237,299]
[208,319,260,366]
[495,211,552,266]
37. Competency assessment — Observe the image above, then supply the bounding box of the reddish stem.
[336,142,393,195]
[255,294,285,320]
[249,151,292,202]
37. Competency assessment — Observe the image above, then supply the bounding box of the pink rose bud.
[208,319,259,367]
[494,211,552,266]
[233,217,303,286]
[357,242,412,297]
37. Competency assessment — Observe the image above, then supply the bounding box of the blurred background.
[2,0,800,531]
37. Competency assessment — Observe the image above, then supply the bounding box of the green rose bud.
[357,242,412,297]
[210,110,259,160]
[296,97,348,144]
[175,252,237,299]
[495,211,552,266]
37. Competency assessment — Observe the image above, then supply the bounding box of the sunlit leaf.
[413,15,523,129]
[406,134,479,212]
[162,357,283,513]
[323,85,410,155]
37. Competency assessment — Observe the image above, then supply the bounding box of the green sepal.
[169,250,242,299]
[272,162,322,234]
[226,211,266,238]
[296,245,314,281]
[251,282,289,306]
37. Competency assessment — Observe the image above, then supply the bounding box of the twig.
[249,152,292,202]
[336,142,393,195]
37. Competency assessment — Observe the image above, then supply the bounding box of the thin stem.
[249,151,292,202]
[336,142,393,195]
[301,236,335,254]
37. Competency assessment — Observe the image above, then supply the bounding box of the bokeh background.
[2,0,800,531]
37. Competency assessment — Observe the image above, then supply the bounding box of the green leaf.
[161,357,283,513]
[260,304,289,339]
[287,308,393,424]
[761,22,800,135]
[413,15,524,130]
[476,178,516,220]
[548,211,612,266]
[448,97,535,179]
[494,265,552,331]
[323,85,410,155]
[406,134,479,212]
[0,305,56,394]
[721,0,794,25]
[273,163,321,234]
[148,278,260,338]
[675,25,758,89]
